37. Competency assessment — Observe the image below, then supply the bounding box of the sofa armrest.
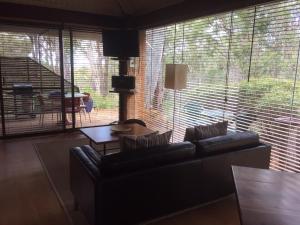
[70,145,104,225]
[70,145,102,179]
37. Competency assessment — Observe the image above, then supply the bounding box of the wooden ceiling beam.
[0,2,124,29]
[129,0,277,29]
[0,0,278,29]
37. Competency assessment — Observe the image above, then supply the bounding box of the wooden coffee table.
[232,166,300,225]
[80,123,155,154]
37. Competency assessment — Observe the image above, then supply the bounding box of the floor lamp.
[165,63,188,141]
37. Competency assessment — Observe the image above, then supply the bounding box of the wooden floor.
[0,132,240,225]
[0,133,82,225]
[2,108,118,136]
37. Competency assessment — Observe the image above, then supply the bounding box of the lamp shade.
[165,64,188,90]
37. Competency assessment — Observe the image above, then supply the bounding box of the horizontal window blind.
[0,26,119,136]
[71,31,119,128]
[250,0,300,172]
[139,0,300,172]
[0,26,64,135]
[143,27,175,133]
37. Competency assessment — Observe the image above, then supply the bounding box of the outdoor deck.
[2,108,119,136]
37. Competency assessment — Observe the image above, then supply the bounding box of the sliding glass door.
[0,25,64,136]
[69,31,119,128]
[0,26,119,137]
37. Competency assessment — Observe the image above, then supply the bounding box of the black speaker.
[112,76,135,90]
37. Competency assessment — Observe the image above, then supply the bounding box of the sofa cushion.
[121,130,172,151]
[193,131,259,157]
[120,132,158,151]
[194,121,228,140]
[184,127,196,142]
[100,141,196,176]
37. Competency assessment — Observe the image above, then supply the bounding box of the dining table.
[44,92,88,125]
[64,92,87,99]
[63,92,87,125]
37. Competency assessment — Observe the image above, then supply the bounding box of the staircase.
[0,56,78,92]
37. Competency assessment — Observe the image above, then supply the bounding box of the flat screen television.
[102,30,139,58]
[112,76,135,90]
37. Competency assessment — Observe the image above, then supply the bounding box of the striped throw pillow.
[143,130,172,148]
[121,130,172,151]
[194,121,228,140]
[120,132,157,151]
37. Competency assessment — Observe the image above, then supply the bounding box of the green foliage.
[74,67,90,85]
[75,67,119,109]
[239,77,298,110]
[74,67,118,110]
[79,86,118,109]
[0,33,32,57]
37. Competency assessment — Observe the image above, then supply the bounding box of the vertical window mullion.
[0,57,6,136]
[247,6,257,82]
[224,11,234,119]
[59,28,66,130]
[69,30,75,129]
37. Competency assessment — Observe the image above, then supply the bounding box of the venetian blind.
[249,1,300,172]
[70,31,119,128]
[140,0,300,172]
[0,25,64,136]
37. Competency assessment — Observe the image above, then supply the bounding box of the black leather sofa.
[70,131,271,225]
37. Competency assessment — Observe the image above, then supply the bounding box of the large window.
[0,26,64,135]
[139,0,300,172]
[0,26,119,136]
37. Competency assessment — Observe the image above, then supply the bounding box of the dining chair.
[82,92,93,123]
[36,95,61,126]
[65,98,82,127]
[48,91,62,120]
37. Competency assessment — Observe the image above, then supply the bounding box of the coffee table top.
[80,123,155,144]
[232,166,300,225]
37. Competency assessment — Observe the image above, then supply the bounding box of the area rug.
[35,138,90,225]
[35,138,240,225]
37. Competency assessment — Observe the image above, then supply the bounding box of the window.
[65,31,119,128]
[139,0,300,172]
[0,26,119,136]
[0,26,64,135]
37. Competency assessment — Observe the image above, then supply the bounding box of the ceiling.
[0,0,184,16]
[0,0,277,29]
